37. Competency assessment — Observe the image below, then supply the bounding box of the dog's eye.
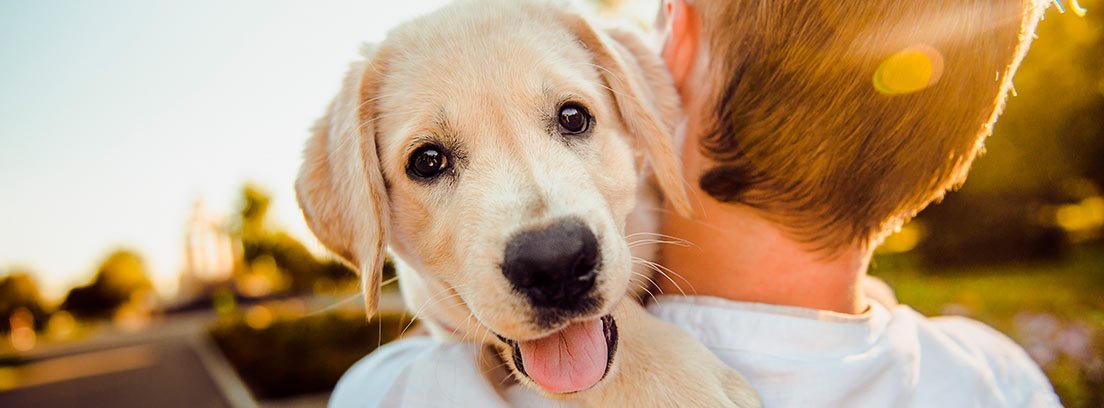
[557,103,591,135]
[408,145,450,179]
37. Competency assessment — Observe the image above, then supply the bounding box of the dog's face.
[376,19,638,338]
[297,0,688,394]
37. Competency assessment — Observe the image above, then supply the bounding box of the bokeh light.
[877,222,927,254]
[244,305,273,330]
[873,44,944,95]
[46,311,75,340]
[1056,196,1104,239]
[8,307,36,352]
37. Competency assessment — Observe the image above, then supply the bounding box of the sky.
[0,0,469,299]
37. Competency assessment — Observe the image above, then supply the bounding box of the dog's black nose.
[502,217,601,309]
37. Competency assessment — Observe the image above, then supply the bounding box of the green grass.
[871,246,1104,407]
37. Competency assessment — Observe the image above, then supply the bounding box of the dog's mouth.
[496,314,618,394]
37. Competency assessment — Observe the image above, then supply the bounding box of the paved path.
[0,312,255,408]
[0,291,410,408]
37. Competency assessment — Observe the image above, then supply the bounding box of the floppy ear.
[554,11,694,218]
[296,46,391,317]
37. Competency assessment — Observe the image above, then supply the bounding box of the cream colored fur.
[296,0,759,406]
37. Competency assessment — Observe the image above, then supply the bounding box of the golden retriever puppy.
[296,0,758,406]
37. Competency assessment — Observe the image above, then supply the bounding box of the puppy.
[297,0,759,406]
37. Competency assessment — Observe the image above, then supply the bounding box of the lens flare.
[1072,0,1087,16]
[1052,0,1087,17]
[873,44,944,95]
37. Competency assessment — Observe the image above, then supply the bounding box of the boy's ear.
[660,0,701,96]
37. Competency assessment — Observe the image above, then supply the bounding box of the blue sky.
[0,0,458,298]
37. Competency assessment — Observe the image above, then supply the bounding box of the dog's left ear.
[554,11,694,218]
[296,46,392,317]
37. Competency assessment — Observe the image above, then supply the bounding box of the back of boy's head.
[687,0,1047,253]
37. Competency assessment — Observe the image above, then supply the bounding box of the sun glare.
[873,45,944,95]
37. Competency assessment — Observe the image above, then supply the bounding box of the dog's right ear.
[296,45,391,317]
[551,9,694,218]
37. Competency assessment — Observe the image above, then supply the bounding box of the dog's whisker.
[642,257,696,291]
[627,238,693,248]
[321,109,421,166]
[632,258,683,296]
[626,230,700,251]
[631,270,662,304]
[627,238,685,245]
[678,171,702,217]
[399,297,458,338]
[399,282,471,340]
[478,356,518,388]
[651,261,696,295]
[303,291,364,317]
[625,231,696,245]
[595,82,629,102]
[351,110,421,136]
[467,314,484,345]
[418,292,467,320]
[479,325,492,348]
[324,110,395,161]
[399,286,462,337]
[633,256,695,296]
[673,211,738,235]
[352,93,387,114]
[572,62,632,98]
[628,277,658,305]
[482,360,510,377]
[630,269,661,288]
[627,205,679,215]
[458,311,477,343]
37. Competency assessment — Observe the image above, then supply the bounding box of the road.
[0,291,409,407]
[0,312,255,408]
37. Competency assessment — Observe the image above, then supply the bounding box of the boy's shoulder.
[647,295,1062,407]
[910,310,1062,407]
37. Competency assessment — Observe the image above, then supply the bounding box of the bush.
[209,309,414,399]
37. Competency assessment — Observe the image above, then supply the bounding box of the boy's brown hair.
[687,0,1046,252]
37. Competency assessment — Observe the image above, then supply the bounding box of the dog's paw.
[720,370,763,408]
[576,301,762,408]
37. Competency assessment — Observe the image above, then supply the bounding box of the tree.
[61,250,153,319]
[240,184,271,238]
[0,271,49,332]
[233,184,359,296]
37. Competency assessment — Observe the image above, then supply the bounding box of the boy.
[649,0,1059,405]
[330,0,1061,406]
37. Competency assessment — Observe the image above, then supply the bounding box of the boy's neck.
[657,197,871,314]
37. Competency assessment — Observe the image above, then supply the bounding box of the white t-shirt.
[329,295,1061,407]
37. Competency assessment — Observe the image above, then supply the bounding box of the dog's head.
[296,0,688,394]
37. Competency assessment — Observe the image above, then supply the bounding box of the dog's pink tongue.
[518,318,607,393]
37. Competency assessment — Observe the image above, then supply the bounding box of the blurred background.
[0,0,1101,407]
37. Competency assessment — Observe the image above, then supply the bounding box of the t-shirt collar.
[647,294,893,360]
